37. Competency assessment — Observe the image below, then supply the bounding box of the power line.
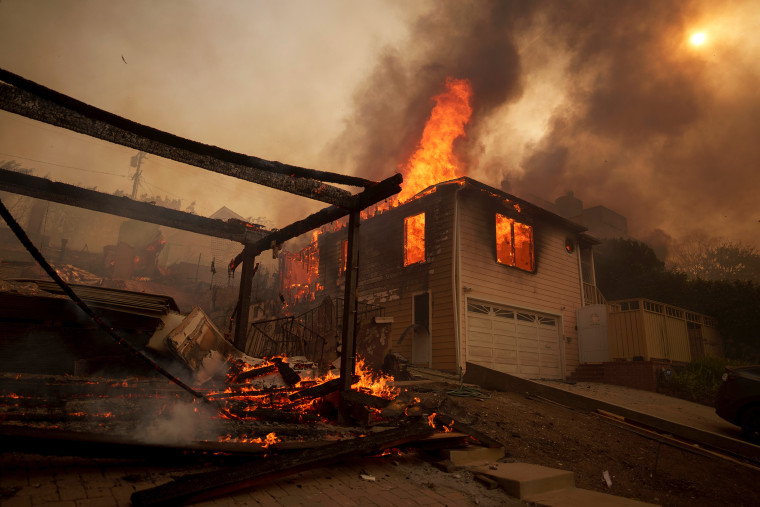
[0,151,129,178]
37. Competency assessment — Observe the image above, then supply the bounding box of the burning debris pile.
[0,304,501,505]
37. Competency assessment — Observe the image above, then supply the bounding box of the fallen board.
[131,422,435,507]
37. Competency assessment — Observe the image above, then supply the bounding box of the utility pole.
[130,152,146,199]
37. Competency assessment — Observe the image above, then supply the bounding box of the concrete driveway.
[533,379,746,441]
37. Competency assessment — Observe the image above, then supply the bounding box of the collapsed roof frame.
[0,68,402,399]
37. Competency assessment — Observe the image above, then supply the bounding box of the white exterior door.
[577,304,610,363]
[466,299,563,379]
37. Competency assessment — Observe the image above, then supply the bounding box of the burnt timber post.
[339,210,361,393]
[233,246,257,350]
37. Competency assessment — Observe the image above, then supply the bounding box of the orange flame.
[218,432,280,448]
[280,78,472,303]
[396,78,473,204]
[496,213,534,271]
[280,234,323,306]
[353,357,399,399]
[404,213,426,266]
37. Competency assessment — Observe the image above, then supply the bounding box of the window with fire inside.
[404,212,426,266]
[495,213,535,272]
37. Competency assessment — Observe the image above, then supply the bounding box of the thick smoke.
[326,0,531,180]
[515,0,754,246]
[328,0,760,250]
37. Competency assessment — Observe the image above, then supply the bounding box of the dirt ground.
[406,380,759,507]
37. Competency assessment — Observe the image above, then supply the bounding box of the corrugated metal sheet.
[14,279,180,317]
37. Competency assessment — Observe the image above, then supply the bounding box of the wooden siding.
[456,188,583,377]
[607,299,722,361]
[608,309,647,359]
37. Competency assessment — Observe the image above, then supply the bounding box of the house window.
[404,213,426,266]
[495,213,534,271]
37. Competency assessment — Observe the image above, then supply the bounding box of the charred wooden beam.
[341,389,392,409]
[0,168,266,244]
[0,424,324,460]
[208,385,291,398]
[225,407,320,424]
[286,376,358,402]
[274,359,301,387]
[227,364,278,384]
[131,422,435,507]
[339,210,361,397]
[233,247,257,349]
[0,69,368,207]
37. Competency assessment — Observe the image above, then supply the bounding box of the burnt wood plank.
[341,389,392,409]
[274,360,302,387]
[286,376,357,402]
[131,422,434,507]
[228,364,278,384]
[0,168,265,244]
[0,69,364,206]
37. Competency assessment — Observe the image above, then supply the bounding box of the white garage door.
[466,300,563,379]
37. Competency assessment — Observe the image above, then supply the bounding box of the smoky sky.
[0,0,758,251]
[328,0,760,249]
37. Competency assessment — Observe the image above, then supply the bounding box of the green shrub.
[659,356,739,406]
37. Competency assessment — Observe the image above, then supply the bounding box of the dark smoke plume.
[329,0,760,249]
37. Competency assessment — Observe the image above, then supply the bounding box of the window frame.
[495,212,535,272]
[403,212,426,266]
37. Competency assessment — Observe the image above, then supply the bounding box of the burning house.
[275,77,601,379]
[281,177,600,379]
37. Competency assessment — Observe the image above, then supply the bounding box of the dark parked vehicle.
[715,365,760,444]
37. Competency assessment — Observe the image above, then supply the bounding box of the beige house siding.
[456,189,583,377]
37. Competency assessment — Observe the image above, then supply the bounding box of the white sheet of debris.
[148,307,315,386]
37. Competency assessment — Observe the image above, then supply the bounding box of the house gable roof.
[416,177,590,236]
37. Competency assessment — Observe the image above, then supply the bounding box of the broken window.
[404,212,426,266]
[495,213,535,272]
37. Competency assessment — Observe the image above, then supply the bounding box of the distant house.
[160,206,253,285]
[289,178,601,378]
